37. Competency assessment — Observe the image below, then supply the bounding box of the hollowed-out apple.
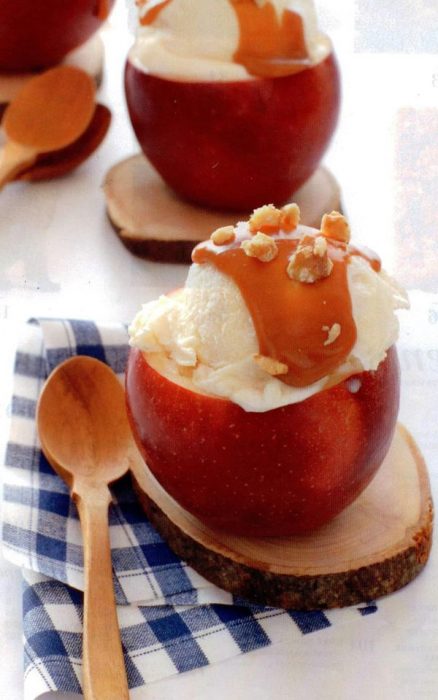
[124,52,340,211]
[126,346,400,537]
[0,0,116,73]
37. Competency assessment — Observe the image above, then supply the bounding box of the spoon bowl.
[0,65,95,188]
[38,355,136,487]
[3,65,95,151]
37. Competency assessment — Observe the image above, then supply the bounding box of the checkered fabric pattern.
[3,319,378,698]
[23,569,377,696]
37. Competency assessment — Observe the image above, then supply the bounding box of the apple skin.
[126,346,400,537]
[0,0,115,73]
[124,53,340,211]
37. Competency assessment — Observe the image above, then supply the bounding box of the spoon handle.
[0,139,37,190]
[75,485,130,700]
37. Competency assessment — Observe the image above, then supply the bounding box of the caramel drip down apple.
[193,233,380,388]
[231,0,310,78]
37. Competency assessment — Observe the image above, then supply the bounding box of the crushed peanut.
[253,354,289,376]
[323,323,341,346]
[287,234,333,283]
[321,211,351,243]
[210,225,235,246]
[249,204,282,234]
[241,232,278,262]
[280,203,300,232]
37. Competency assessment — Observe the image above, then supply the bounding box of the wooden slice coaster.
[0,33,104,106]
[104,154,342,264]
[130,424,433,610]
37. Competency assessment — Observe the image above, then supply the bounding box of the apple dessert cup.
[125,0,341,211]
[126,205,409,538]
[0,0,115,73]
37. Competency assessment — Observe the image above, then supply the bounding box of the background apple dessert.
[0,0,116,73]
[125,0,340,210]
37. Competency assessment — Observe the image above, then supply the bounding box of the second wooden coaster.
[130,424,433,610]
[104,154,342,264]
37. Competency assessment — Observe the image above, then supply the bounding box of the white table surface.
[1,2,438,698]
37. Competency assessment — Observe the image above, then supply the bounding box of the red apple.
[124,52,340,211]
[126,346,400,537]
[0,0,116,73]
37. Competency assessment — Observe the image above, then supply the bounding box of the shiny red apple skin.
[0,0,116,73]
[126,346,400,537]
[124,53,340,211]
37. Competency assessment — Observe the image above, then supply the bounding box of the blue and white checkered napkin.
[2,319,378,698]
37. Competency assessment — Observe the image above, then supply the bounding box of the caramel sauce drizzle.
[193,237,380,388]
[139,0,310,78]
[140,0,173,25]
[95,0,111,21]
[231,0,309,77]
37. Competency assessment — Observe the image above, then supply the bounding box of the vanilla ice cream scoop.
[129,207,409,412]
[131,0,331,81]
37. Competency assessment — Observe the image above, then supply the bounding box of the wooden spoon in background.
[37,356,139,700]
[0,65,95,189]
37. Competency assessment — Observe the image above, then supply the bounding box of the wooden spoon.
[0,65,95,189]
[37,356,138,700]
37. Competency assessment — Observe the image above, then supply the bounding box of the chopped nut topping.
[249,204,282,234]
[280,203,300,232]
[313,235,328,257]
[321,211,351,243]
[287,234,333,283]
[210,225,235,246]
[253,354,289,376]
[323,323,341,346]
[241,232,278,262]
